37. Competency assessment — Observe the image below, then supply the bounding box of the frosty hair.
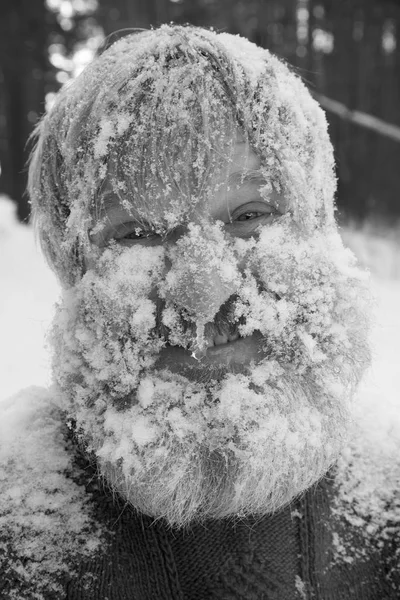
[28,24,336,287]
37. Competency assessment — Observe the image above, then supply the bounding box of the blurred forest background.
[1,0,399,223]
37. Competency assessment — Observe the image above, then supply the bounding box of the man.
[2,24,398,599]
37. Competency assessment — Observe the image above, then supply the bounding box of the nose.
[161,222,240,326]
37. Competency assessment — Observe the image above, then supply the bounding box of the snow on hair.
[28,24,336,287]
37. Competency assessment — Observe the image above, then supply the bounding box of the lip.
[155,332,265,372]
[205,336,253,361]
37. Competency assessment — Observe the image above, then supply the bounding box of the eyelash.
[124,230,155,240]
[113,223,157,242]
[234,211,264,222]
[114,210,278,244]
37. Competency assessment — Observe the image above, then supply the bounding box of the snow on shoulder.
[0,387,107,599]
[332,366,400,569]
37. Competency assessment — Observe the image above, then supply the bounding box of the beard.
[51,219,370,527]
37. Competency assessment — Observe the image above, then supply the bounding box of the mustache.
[154,283,282,349]
[154,294,242,345]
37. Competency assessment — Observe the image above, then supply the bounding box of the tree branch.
[313,92,400,144]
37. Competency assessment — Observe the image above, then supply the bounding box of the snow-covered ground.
[0,195,399,406]
[340,227,400,416]
[0,198,59,400]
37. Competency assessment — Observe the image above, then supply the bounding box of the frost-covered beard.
[52,218,370,527]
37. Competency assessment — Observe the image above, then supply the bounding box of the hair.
[28,25,336,287]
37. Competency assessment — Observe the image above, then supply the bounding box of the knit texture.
[63,451,399,600]
[2,391,398,600]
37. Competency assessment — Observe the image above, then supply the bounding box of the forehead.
[94,136,266,227]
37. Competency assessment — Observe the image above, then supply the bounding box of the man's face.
[89,135,284,372]
[51,131,369,527]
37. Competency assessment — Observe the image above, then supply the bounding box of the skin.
[89,136,286,372]
[54,138,368,526]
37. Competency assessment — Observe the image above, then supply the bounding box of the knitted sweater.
[1,388,399,599]
[62,465,399,600]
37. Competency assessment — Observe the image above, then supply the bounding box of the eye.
[225,201,281,239]
[235,211,264,222]
[230,201,278,223]
[112,223,161,245]
[121,228,154,240]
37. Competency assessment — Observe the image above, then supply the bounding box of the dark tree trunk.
[0,0,48,222]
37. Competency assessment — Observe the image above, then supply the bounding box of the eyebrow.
[99,171,267,210]
[226,170,267,189]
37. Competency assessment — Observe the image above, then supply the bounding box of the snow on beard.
[43,27,370,526]
[51,214,370,528]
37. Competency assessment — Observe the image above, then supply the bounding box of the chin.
[93,364,350,528]
[54,332,363,528]
[100,424,344,529]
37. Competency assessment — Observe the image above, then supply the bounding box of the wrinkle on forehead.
[91,125,238,234]
[93,139,287,235]
[94,176,198,235]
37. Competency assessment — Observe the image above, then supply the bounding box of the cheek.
[83,242,105,275]
[83,252,98,273]
[150,258,171,302]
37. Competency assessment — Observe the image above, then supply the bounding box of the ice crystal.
[29,25,336,287]
[27,24,372,527]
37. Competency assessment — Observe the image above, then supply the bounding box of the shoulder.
[0,387,107,600]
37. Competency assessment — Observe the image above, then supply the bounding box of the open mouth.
[155,331,265,372]
[204,334,258,362]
